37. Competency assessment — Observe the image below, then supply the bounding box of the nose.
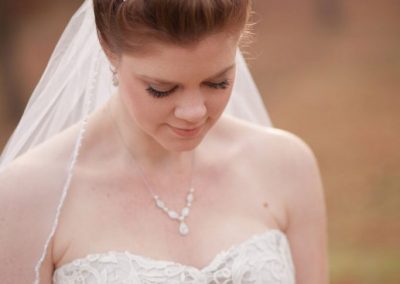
[174,91,207,123]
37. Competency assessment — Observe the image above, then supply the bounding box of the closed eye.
[146,79,230,98]
[146,85,178,98]
[204,80,230,90]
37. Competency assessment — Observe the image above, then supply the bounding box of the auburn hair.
[93,0,252,54]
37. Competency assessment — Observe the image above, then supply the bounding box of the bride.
[0,0,328,283]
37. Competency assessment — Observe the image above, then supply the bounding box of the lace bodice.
[53,229,295,283]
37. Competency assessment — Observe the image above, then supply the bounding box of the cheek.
[207,88,233,115]
[120,80,172,126]
[121,86,140,111]
[120,81,152,120]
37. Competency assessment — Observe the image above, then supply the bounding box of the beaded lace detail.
[53,229,295,283]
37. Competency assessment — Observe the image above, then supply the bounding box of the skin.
[0,32,328,283]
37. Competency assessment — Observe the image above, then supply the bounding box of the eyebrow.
[138,63,236,85]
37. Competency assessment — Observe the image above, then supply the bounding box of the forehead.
[120,33,239,82]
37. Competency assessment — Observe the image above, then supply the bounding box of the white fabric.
[0,0,273,283]
[53,230,295,284]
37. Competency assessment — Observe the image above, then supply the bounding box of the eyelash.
[146,86,178,98]
[205,80,230,90]
[146,80,230,98]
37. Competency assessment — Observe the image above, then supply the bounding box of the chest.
[52,160,286,270]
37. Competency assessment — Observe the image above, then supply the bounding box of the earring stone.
[110,66,119,86]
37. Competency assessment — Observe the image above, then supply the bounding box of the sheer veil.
[0,0,271,282]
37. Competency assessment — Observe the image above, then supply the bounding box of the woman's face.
[116,32,239,152]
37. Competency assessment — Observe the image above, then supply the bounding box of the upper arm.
[39,238,55,283]
[0,164,38,282]
[0,159,58,283]
[0,126,79,282]
[274,131,328,284]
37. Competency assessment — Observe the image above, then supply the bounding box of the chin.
[157,121,212,152]
[164,128,210,152]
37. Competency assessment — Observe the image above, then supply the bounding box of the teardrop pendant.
[151,188,195,236]
[179,222,189,236]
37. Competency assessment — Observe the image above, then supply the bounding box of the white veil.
[0,0,271,283]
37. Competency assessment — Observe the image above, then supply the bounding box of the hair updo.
[93,0,252,54]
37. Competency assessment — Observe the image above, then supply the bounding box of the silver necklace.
[108,104,195,236]
[138,166,195,236]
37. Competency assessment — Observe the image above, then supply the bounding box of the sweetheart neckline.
[54,229,289,274]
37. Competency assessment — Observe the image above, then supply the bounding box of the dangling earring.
[110,66,119,87]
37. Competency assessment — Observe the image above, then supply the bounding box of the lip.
[169,124,205,138]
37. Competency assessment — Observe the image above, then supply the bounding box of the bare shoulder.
[0,123,80,192]
[216,115,328,283]
[214,114,325,214]
[0,122,81,228]
[216,114,319,168]
[0,123,81,280]
[219,115,325,213]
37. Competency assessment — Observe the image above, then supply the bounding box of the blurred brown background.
[0,0,399,283]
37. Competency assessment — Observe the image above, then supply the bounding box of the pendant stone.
[179,222,189,236]
[152,188,195,236]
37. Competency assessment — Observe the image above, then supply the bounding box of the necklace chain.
[108,103,195,236]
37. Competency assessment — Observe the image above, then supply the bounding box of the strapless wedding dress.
[53,229,295,283]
